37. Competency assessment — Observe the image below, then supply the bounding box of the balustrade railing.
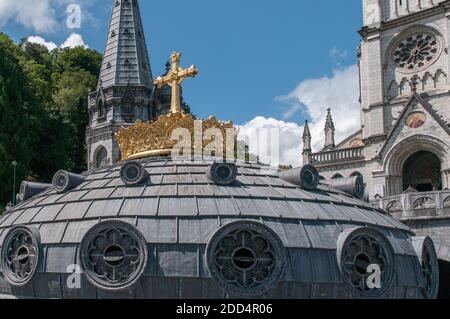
[311,146,365,166]
[374,190,450,220]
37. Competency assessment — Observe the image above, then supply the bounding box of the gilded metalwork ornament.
[115,112,237,161]
[154,52,198,114]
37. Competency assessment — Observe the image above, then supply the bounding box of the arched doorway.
[383,134,448,196]
[402,150,442,192]
[95,146,108,169]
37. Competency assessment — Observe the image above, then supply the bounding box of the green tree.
[0,33,102,209]
[0,34,38,209]
[53,70,97,172]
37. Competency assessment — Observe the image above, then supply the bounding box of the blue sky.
[1,0,361,123]
[0,0,364,165]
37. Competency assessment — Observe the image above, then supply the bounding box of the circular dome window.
[1,226,41,286]
[206,162,238,186]
[337,227,395,298]
[80,221,148,291]
[120,161,148,186]
[412,236,439,299]
[206,221,286,296]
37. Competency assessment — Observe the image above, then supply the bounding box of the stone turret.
[86,0,169,170]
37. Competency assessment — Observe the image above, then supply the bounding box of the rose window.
[394,33,439,72]
[337,227,395,297]
[80,221,148,291]
[207,221,286,296]
[1,226,40,286]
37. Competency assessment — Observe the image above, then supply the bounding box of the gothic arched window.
[97,100,106,121]
[95,146,108,169]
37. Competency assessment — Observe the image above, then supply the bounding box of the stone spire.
[86,0,157,171]
[324,108,335,150]
[98,0,153,88]
[302,120,312,164]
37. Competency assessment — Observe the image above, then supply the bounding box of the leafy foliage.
[0,33,101,209]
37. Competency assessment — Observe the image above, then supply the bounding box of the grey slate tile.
[244,185,286,198]
[137,218,177,243]
[62,219,99,243]
[13,207,42,225]
[287,201,319,220]
[0,210,23,227]
[120,198,159,216]
[39,222,68,244]
[302,221,341,250]
[147,166,176,174]
[162,174,193,184]
[20,196,46,208]
[111,186,144,198]
[81,188,115,200]
[143,185,177,196]
[81,179,110,189]
[197,197,240,216]
[158,197,198,216]
[38,194,64,206]
[105,177,125,187]
[279,220,311,248]
[31,204,65,223]
[85,199,123,218]
[157,244,198,277]
[235,198,276,217]
[45,245,77,273]
[178,184,214,196]
[178,218,219,244]
[56,190,89,203]
[190,174,209,183]
[286,248,314,282]
[56,201,92,221]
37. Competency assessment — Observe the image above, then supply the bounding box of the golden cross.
[154,52,198,114]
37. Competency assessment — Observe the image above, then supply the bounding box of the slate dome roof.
[0,158,439,299]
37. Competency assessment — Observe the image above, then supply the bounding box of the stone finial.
[302,120,312,164]
[303,120,312,152]
[324,108,336,150]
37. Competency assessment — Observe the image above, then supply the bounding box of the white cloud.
[26,33,88,50]
[25,35,57,51]
[0,0,57,33]
[238,117,303,168]
[239,64,361,167]
[60,33,88,48]
[0,0,99,34]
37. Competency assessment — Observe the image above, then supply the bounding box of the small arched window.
[331,173,343,180]
[97,100,106,120]
[95,146,108,169]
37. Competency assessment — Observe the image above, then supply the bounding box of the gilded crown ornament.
[116,52,237,161]
[115,113,237,160]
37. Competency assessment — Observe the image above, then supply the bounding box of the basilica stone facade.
[85,0,171,170]
[305,0,450,198]
[304,1,450,296]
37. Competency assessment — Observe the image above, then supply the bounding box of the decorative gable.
[379,92,450,159]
